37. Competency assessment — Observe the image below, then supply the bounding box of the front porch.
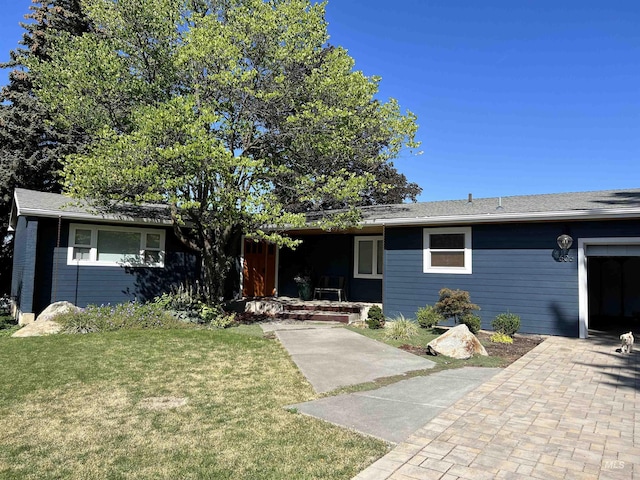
[242,297,379,324]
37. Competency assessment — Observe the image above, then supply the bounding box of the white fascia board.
[8,196,21,231]
[16,207,173,227]
[362,208,640,227]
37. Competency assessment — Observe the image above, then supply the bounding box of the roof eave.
[363,208,640,226]
[15,207,173,227]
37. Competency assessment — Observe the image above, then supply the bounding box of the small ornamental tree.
[434,288,480,325]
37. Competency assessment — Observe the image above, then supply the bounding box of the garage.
[580,241,640,335]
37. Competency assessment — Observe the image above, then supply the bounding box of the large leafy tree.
[0,0,91,293]
[32,0,420,300]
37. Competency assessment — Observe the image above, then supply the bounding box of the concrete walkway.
[265,322,500,444]
[287,367,499,444]
[354,334,640,480]
[272,325,437,393]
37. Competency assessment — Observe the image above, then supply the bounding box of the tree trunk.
[200,224,243,302]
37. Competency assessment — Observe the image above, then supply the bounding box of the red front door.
[243,239,276,297]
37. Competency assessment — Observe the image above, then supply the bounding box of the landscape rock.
[12,320,63,337]
[35,301,81,323]
[11,301,81,337]
[427,324,488,359]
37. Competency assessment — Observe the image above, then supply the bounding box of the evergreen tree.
[0,0,91,293]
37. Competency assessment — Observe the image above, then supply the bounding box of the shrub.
[415,305,443,329]
[0,315,19,337]
[490,332,513,344]
[434,288,480,324]
[154,283,204,323]
[461,313,481,334]
[0,315,16,330]
[384,314,419,340]
[201,304,237,329]
[492,312,521,336]
[57,301,187,333]
[0,295,10,316]
[366,305,385,329]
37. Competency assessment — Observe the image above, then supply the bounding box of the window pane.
[430,234,464,250]
[146,233,161,249]
[358,240,373,275]
[73,247,91,261]
[431,251,465,267]
[97,230,141,262]
[376,240,383,275]
[74,229,92,246]
[144,251,162,264]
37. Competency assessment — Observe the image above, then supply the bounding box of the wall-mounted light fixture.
[556,234,573,262]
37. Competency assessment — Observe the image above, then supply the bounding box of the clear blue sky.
[1,0,638,201]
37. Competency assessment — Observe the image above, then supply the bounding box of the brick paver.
[354,334,640,480]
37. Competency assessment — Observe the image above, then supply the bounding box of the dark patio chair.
[313,276,346,302]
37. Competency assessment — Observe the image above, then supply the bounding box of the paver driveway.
[355,334,640,480]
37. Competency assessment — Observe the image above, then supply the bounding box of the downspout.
[382,223,386,314]
[52,215,62,303]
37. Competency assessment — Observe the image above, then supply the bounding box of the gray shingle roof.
[10,187,640,231]
[10,188,172,229]
[357,188,640,225]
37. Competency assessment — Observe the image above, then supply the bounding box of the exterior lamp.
[556,234,573,262]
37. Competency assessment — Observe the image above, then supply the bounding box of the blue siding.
[34,218,58,313]
[49,250,197,309]
[384,221,640,337]
[10,216,38,314]
[278,234,382,302]
[30,219,198,314]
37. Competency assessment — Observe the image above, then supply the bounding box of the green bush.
[415,305,443,329]
[490,332,513,344]
[366,305,385,329]
[491,312,521,336]
[0,315,16,330]
[57,301,187,334]
[154,283,204,323]
[434,288,480,324]
[201,304,237,329]
[0,315,19,337]
[461,313,481,334]
[384,314,419,340]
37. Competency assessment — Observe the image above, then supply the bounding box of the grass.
[0,327,388,479]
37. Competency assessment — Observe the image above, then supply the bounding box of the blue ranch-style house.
[9,187,640,338]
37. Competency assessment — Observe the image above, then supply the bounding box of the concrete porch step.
[277,310,355,323]
[284,304,361,314]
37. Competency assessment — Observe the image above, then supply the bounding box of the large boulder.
[427,324,488,359]
[12,320,63,337]
[35,301,81,323]
[12,301,81,338]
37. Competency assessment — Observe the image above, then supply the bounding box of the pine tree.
[0,0,91,293]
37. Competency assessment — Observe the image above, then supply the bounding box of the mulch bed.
[476,331,545,364]
[400,331,545,365]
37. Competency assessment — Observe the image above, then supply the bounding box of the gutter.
[361,207,640,227]
[12,206,173,227]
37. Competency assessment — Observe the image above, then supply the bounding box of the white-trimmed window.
[423,227,472,274]
[354,236,383,279]
[68,224,166,267]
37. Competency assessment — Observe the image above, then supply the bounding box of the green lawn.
[0,327,387,479]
